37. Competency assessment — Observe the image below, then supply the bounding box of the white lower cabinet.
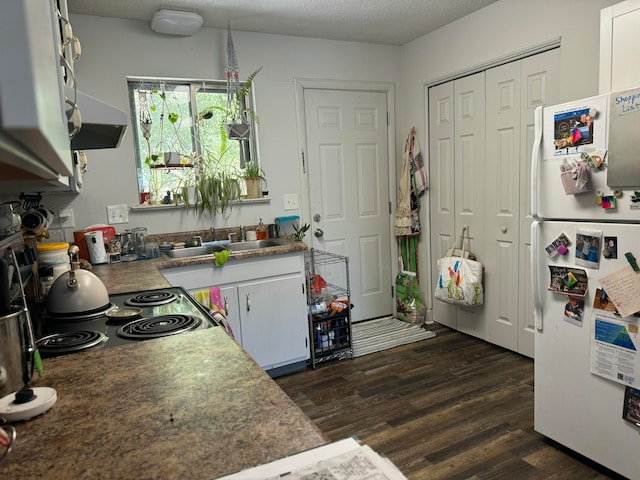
[160,253,309,376]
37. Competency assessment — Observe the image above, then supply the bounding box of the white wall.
[398,0,620,316]
[50,15,400,236]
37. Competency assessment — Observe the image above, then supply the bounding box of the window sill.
[130,197,271,212]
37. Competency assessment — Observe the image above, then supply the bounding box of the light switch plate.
[106,204,129,224]
[284,194,299,210]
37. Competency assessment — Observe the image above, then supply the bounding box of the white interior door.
[485,49,560,357]
[429,72,486,336]
[304,89,391,322]
[517,49,561,357]
[428,81,456,329]
[484,61,522,351]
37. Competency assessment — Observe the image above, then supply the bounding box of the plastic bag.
[395,269,426,324]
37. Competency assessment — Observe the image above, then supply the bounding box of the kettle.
[46,245,110,316]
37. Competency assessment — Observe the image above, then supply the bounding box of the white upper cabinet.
[600,0,640,93]
[0,0,73,189]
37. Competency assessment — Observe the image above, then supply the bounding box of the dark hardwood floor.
[275,323,626,480]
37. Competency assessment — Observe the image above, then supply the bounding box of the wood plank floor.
[275,324,626,480]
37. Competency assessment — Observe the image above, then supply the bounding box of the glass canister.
[132,227,147,257]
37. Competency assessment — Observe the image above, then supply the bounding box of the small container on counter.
[256,218,267,240]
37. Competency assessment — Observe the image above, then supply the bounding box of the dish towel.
[193,288,236,341]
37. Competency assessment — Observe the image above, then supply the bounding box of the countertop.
[91,240,307,294]
[0,328,326,478]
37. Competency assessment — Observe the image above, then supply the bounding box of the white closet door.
[485,61,521,352]
[484,49,560,356]
[517,49,561,357]
[428,81,456,328]
[453,72,486,338]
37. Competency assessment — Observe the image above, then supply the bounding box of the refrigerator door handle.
[531,106,544,220]
[531,220,543,332]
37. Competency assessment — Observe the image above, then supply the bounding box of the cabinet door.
[220,285,242,345]
[238,274,308,369]
[600,0,640,92]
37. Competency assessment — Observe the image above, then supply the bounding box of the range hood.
[65,86,128,150]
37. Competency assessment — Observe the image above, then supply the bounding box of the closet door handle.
[245,293,251,312]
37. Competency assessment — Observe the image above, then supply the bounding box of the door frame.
[293,78,397,314]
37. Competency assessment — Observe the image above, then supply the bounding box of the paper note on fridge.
[607,86,640,187]
[599,265,640,318]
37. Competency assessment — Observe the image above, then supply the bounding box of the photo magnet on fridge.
[575,229,602,269]
[603,236,618,259]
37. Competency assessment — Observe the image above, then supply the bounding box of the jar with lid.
[256,218,267,240]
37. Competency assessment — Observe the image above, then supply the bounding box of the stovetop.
[35,287,219,357]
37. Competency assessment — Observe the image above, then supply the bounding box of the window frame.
[127,75,259,204]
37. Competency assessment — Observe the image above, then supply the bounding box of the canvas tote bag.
[434,225,484,307]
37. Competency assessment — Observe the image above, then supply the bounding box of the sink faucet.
[240,224,245,242]
[228,232,236,242]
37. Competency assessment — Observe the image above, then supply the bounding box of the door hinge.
[301,149,306,174]
[387,111,390,126]
[389,201,392,215]
[391,285,394,298]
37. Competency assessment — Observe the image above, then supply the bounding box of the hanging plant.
[225,22,262,139]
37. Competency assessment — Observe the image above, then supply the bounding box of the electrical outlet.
[106,204,129,224]
[284,194,299,210]
[59,208,75,228]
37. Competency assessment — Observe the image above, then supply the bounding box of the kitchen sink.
[226,239,287,252]
[162,244,229,259]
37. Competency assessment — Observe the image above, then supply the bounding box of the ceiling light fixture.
[150,9,203,36]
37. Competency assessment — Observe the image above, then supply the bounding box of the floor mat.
[351,317,436,357]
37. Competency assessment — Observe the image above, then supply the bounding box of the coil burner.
[124,290,178,307]
[37,331,108,356]
[116,314,202,340]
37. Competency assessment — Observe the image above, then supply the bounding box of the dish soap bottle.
[256,218,267,240]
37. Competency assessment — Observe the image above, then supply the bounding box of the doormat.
[351,317,436,357]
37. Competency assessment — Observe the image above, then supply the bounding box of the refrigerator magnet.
[551,233,570,255]
[548,265,588,296]
[601,195,616,209]
[564,296,585,327]
[622,387,640,428]
[602,237,618,259]
[575,229,602,269]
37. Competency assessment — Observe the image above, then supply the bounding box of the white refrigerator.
[532,90,640,479]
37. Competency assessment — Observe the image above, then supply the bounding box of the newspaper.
[217,438,407,480]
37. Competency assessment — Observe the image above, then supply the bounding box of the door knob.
[501,227,507,233]
[314,229,324,238]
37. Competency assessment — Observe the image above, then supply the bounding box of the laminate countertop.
[0,328,326,479]
[90,239,307,294]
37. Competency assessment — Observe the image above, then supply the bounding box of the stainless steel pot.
[46,268,110,315]
[0,306,35,397]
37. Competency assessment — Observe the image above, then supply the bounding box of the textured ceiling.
[66,0,499,46]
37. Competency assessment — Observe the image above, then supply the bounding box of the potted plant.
[182,149,242,217]
[241,160,265,199]
[225,67,262,140]
[291,223,310,242]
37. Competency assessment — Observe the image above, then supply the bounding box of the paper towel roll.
[85,231,108,264]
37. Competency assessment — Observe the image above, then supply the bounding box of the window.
[127,77,257,204]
